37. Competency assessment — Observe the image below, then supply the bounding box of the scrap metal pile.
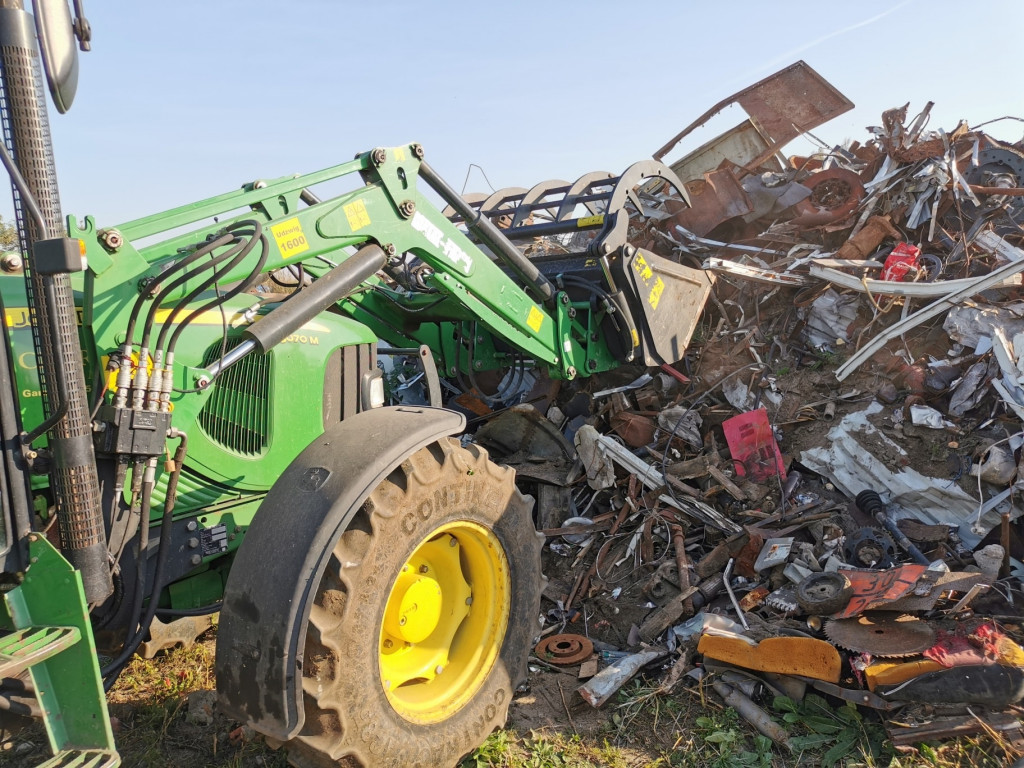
[460,62,1024,756]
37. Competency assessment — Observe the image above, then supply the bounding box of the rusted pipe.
[969,185,1024,196]
[670,523,693,615]
[712,680,792,749]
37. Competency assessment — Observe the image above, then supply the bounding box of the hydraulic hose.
[102,432,187,689]
[100,457,151,684]
[123,231,234,349]
[164,229,268,358]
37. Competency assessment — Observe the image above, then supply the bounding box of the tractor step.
[0,625,81,679]
[36,749,120,768]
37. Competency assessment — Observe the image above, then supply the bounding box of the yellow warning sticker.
[271,217,310,257]
[577,214,604,228]
[394,146,406,162]
[343,200,372,232]
[527,306,545,333]
[649,276,665,309]
[631,329,640,347]
[634,253,653,281]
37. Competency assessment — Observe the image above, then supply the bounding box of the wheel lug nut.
[449,537,457,547]
[465,597,473,605]
[419,565,429,574]
[399,617,407,625]
[435,666,443,675]
[383,639,393,648]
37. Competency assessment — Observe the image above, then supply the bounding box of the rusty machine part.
[796,572,854,615]
[535,633,595,666]
[844,527,897,569]
[958,146,1024,229]
[790,167,866,227]
[824,613,937,657]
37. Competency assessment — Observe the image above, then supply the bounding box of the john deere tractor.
[0,3,707,766]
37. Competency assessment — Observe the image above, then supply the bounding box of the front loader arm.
[71,145,583,384]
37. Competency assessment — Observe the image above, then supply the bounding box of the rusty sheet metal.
[668,120,780,182]
[654,60,854,162]
[666,168,753,236]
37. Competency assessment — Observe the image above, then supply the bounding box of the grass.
[461,678,1024,768]
[3,633,1022,767]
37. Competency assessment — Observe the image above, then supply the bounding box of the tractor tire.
[283,437,543,768]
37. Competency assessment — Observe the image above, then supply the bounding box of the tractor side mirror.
[32,0,78,113]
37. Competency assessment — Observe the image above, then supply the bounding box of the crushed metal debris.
[383,58,1024,755]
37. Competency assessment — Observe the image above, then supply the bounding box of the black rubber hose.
[559,274,634,362]
[142,218,264,352]
[165,230,268,358]
[124,231,234,349]
[100,458,152,683]
[142,237,246,352]
[102,434,187,690]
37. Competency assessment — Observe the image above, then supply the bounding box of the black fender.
[215,405,466,740]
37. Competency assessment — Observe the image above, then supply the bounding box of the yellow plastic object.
[997,636,1024,667]
[864,659,943,691]
[698,634,842,683]
[379,521,509,724]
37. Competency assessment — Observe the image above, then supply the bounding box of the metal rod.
[723,558,749,630]
[419,160,557,307]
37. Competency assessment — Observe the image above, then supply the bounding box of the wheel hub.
[379,521,510,724]
[384,568,443,643]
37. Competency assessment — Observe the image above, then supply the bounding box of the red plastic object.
[881,242,920,282]
[722,408,786,483]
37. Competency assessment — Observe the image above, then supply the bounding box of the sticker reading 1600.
[271,218,310,258]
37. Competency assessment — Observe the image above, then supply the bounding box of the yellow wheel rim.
[379,520,510,724]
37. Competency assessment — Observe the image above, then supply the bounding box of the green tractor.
[0,3,707,766]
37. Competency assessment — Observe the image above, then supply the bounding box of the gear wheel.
[795,572,853,615]
[844,527,897,569]
[824,613,936,657]
[535,634,594,666]
[952,146,1024,233]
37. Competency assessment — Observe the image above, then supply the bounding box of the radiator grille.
[198,341,271,456]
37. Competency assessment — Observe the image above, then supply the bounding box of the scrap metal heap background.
[432,61,1024,756]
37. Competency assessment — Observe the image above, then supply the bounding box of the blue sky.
[20,0,1024,229]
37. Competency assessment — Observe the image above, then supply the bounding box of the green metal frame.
[2,535,117,762]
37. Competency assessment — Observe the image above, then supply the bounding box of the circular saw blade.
[824,613,936,657]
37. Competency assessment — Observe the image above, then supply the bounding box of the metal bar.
[703,257,811,286]
[836,238,1024,380]
[722,558,749,629]
[420,160,557,306]
[810,263,1021,296]
[499,217,605,240]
